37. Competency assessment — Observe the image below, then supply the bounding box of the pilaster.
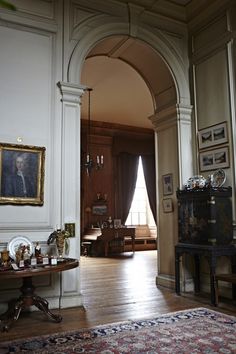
[149,103,193,288]
[57,81,85,300]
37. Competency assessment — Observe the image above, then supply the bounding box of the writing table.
[0,257,79,331]
[98,228,135,256]
[83,227,135,256]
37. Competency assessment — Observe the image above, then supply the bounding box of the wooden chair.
[215,273,236,305]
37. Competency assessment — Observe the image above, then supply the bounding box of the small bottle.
[35,242,41,257]
[51,256,57,265]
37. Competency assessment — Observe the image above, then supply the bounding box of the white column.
[149,103,193,289]
[176,104,194,188]
[57,81,86,307]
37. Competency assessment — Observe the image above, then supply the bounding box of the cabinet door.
[178,193,233,245]
[212,197,232,244]
[178,196,210,244]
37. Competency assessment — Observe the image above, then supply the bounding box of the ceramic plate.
[211,169,226,188]
[7,235,34,260]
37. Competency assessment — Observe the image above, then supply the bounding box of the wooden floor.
[1,250,236,343]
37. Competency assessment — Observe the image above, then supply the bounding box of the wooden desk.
[83,227,135,256]
[98,228,136,256]
[0,258,79,331]
[175,243,236,306]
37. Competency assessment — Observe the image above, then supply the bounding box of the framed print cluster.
[198,121,230,172]
[0,143,45,205]
[163,198,173,213]
[162,173,173,195]
[199,146,229,172]
[198,122,228,149]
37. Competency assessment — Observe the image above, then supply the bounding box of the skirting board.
[0,294,83,314]
[156,273,175,289]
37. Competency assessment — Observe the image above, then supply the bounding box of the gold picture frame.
[64,223,76,237]
[0,142,45,205]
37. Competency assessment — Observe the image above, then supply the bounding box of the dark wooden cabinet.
[176,188,233,245]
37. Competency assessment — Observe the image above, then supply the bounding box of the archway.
[67,24,193,288]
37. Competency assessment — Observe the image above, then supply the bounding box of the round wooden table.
[0,258,79,332]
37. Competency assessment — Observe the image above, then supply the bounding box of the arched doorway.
[67,26,193,289]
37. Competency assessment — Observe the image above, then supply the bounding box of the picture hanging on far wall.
[92,204,107,215]
[162,173,173,195]
[0,142,45,205]
[199,146,230,172]
[198,121,228,149]
[163,198,173,213]
[114,219,122,228]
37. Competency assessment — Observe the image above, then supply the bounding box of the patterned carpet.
[1,307,236,353]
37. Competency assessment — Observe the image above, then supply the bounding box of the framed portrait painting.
[0,143,45,205]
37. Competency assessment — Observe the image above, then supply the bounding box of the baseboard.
[156,273,175,289]
[124,237,157,251]
[57,294,83,309]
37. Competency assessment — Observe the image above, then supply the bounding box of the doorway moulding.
[67,24,190,109]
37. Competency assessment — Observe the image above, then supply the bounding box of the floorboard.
[1,250,236,342]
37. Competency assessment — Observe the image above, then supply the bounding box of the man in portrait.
[1,151,37,198]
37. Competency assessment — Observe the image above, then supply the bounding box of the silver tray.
[7,235,34,260]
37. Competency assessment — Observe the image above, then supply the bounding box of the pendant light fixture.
[84,88,104,176]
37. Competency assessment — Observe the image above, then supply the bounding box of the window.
[125,156,155,226]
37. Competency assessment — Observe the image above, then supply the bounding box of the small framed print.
[199,146,230,172]
[163,198,173,213]
[64,223,75,237]
[198,122,228,149]
[114,219,122,228]
[92,204,108,215]
[162,173,173,195]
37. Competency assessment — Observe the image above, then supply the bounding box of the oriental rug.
[1,307,236,353]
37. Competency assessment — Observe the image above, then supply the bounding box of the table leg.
[0,298,24,331]
[194,254,200,293]
[207,256,217,306]
[0,276,62,332]
[32,295,62,322]
[175,250,181,295]
[104,242,108,257]
[231,255,236,300]
[132,236,135,253]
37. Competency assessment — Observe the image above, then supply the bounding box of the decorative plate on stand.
[211,169,226,188]
[7,235,33,260]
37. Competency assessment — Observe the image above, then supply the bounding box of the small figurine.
[23,245,31,261]
[15,249,22,264]
[35,242,41,257]
[108,216,113,228]
[47,229,70,257]
[47,230,58,245]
